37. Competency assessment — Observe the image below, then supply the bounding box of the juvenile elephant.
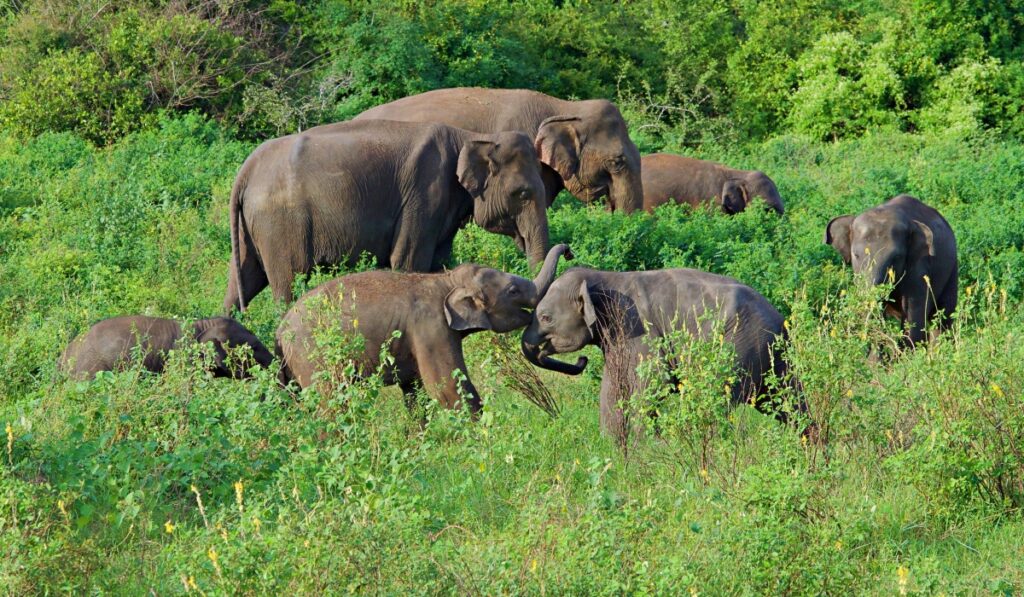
[825,194,957,345]
[60,316,274,380]
[277,245,573,413]
[356,87,644,213]
[520,268,795,439]
[641,153,785,215]
[225,120,550,312]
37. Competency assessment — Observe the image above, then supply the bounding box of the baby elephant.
[521,267,795,439]
[641,153,785,215]
[60,316,274,380]
[825,194,957,345]
[276,245,573,413]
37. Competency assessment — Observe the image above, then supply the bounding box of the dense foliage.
[2,0,1024,593]
[2,1,1023,144]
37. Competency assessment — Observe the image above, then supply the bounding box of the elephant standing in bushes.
[225,120,551,312]
[60,316,274,380]
[520,268,798,440]
[356,87,644,214]
[825,194,957,345]
[641,153,785,215]
[276,245,573,414]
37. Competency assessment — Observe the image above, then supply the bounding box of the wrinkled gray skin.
[641,153,785,215]
[356,87,644,215]
[277,245,573,414]
[521,268,793,439]
[826,194,958,346]
[60,316,274,380]
[225,120,550,313]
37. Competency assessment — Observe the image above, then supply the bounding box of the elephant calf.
[276,245,573,413]
[60,316,274,380]
[641,153,785,215]
[826,194,957,345]
[521,268,797,439]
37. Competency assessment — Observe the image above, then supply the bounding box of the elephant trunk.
[609,146,644,214]
[531,244,573,303]
[521,323,588,375]
[520,197,551,269]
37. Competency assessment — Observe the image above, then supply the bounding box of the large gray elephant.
[224,120,550,312]
[277,245,573,413]
[355,87,644,213]
[825,194,958,345]
[520,268,795,439]
[60,316,274,380]
[641,153,784,215]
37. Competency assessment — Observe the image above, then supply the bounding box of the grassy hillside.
[2,113,1024,593]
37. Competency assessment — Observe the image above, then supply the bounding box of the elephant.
[355,87,644,214]
[825,194,958,345]
[276,244,573,414]
[224,120,550,313]
[60,316,274,380]
[641,153,785,215]
[520,268,796,440]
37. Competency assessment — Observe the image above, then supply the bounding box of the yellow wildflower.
[165,520,175,534]
[897,565,909,595]
[234,480,244,513]
[991,383,1004,398]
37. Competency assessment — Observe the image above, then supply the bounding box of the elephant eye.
[507,285,520,296]
[609,155,626,172]
[514,188,531,201]
[539,313,552,325]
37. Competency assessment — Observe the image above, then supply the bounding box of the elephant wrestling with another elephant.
[520,267,800,439]
[276,245,573,413]
[826,194,958,345]
[60,316,274,380]
[641,153,785,215]
[225,120,551,312]
[355,87,645,213]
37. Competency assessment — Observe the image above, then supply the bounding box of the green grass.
[2,116,1024,593]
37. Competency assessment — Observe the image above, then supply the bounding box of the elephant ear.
[457,140,496,199]
[825,215,855,264]
[720,180,748,214]
[534,116,581,182]
[577,280,598,330]
[911,220,935,257]
[444,287,493,332]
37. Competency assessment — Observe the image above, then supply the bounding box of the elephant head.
[534,100,643,213]
[444,244,574,334]
[722,172,785,215]
[458,132,551,268]
[192,317,274,378]
[520,269,594,375]
[825,212,935,286]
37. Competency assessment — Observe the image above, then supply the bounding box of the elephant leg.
[430,235,455,272]
[903,284,930,346]
[413,335,482,416]
[933,272,958,334]
[599,346,646,449]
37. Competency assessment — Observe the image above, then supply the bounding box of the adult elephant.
[520,267,798,440]
[355,88,644,213]
[225,120,550,312]
[60,316,274,380]
[825,194,957,345]
[277,245,573,413]
[641,153,785,215]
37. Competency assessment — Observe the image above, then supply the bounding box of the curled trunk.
[531,243,573,302]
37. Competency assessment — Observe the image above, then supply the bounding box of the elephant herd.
[60,87,959,438]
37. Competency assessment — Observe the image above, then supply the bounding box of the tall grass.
[2,117,1023,592]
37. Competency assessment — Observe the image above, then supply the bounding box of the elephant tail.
[230,172,248,313]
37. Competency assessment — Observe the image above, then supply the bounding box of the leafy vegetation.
[2,0,1024,593]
